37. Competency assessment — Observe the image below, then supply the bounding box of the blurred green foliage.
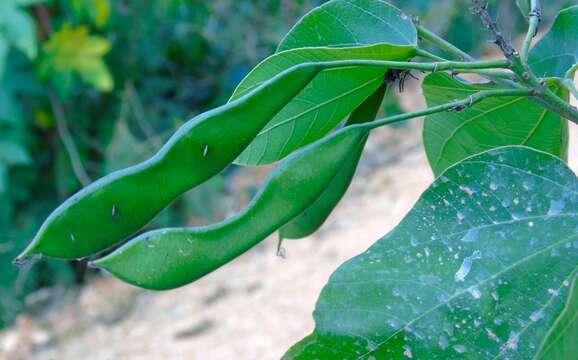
[0,0,572,328]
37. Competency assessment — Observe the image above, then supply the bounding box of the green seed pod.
[92,126,369,290]
[279,83,386,239]
[17,63,324,261]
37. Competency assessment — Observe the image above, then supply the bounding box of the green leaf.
[422,73,568,176]
[529,6,578,78]
[14,0,52,5]
[277,0,417,51]
[279,84,386,239]
[0,2,38,59]
[0,38,7,81]
[38,24,113,92]
[536,276,578,360]
[0,140,30,165]
[285,146,578,359]
[231,0,416,165]
[70,0,111,28]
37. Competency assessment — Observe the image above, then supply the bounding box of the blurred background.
[0,0,575,359]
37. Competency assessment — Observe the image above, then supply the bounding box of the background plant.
[3,1,577,357]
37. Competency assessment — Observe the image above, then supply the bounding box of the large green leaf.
[285,146,578,359]
[278,0,416,51]
[422,73,568,176]
[231,0,416,165]
[529,6,578,78]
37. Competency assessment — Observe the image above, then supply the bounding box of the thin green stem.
[521,0,541,62]
[319,58,511,74]
[416,25,475,61]
[353,88,532,131]
[415,49,516,80]
[414,48,446,62]
[48,90,91,186]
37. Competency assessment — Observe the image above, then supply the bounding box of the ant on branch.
[385,69,419,92]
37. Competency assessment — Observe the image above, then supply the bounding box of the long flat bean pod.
[279,83,386,239]
[16,64,324,260]
[92,126,369,290]
[19,60,433,261]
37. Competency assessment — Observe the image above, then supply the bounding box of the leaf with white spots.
[285,146,578,359]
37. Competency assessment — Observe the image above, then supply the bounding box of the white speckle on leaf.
[454,250,481,282]
[403,345,413,358]
[529,310,544,322]
[468,287,482,299]
[453,345,467,353]
[461,228,479,243]
[548,200,565,215]
[547,288,559,296]
[439,335,449,350]
[505,332,519,351]
[366,341,378,352]
[522,179,534,191]
[457,212,465,221]
[486,328,500,342]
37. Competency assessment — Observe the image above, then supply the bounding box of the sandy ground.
[1,86,577,360]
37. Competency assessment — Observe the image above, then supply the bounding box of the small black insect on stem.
[386,69,418,92]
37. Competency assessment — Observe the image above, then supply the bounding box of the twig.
[49,90,91,186]
[34,5,91,186]
[471,0,578,125]
[33,5,52,39]
[521,0,541,62]
[471,0,517,61]
[125,82,162,149]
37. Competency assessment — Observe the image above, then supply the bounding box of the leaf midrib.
[254,74,383,137]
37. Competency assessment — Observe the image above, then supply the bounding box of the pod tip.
[12,252,42,269]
